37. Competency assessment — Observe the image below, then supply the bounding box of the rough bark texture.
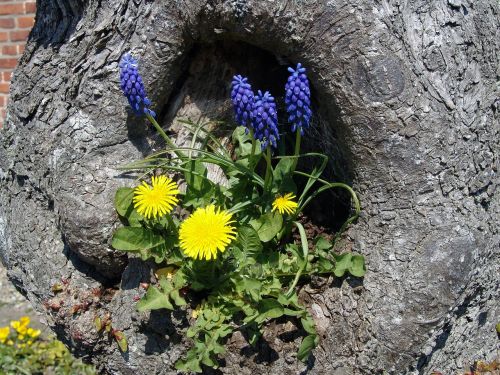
[0,0,498,374]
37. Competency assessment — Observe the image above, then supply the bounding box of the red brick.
[0,18,15,28]
[25,2,36,13]
[0,95,5,106]
[0,82,10,93]
[17,16,34,28]
[9,29,29,41]
[1,45,17,55]
[18,44,24,53]
[0,58,17,68]
[0,3,24,15]
[0,31,7,41]
[3,71,11,81]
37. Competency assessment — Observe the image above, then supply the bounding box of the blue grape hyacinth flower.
[119,54,156,117]
[231,75,255,130]
[285,63,312,134]
[252,90,279,150]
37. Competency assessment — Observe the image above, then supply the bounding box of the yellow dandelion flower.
[272,193,298,215]
[27,328,41,339]
[179,205,237,260]
[0,326,10,343]
[10,321,19,330]
[133,175,180,219]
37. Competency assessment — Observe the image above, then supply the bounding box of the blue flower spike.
[231,75,255,130]
[119,54,156,117]
[285,63,312,135]
[252,90,279,150]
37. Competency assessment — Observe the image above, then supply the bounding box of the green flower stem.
[263,147,272,190]
[294,171,361,243]
[294,171,361,219]
[285,221,309,298]
[145,113,186,159]
[249,128,257,169]
[188,120,206,159]
[291,130,301,171]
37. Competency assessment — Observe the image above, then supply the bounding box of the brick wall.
[0,0,36,128]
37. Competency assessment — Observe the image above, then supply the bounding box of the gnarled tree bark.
[0,0,498,374]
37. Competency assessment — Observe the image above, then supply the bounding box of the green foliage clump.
[0,317,95,375]
[111,117,365,372]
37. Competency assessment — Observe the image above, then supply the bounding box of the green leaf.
[212,341,226,355]
[114,187,134,216]
[169,289,187,306]
[317,257,334,272]
[114,187,142,226]
[246,323,261,346]
[273,157,294,181]
[349,254,366,277]
[235,277,263,302]
[184,159,209,192]
[236,226,263,256]
[175,349,203,373]
[333,253,366,277]
[255,299,284,323]
[301,316,317,335]
[250,212,283,242]
[112,227,165,252]
[114,331,128,352]
[232,126,248,146]
[172,269,187,288]
[138,235,176,263]
[232,126,259,157]
[183,182,221,209]
[232,126,262,168]
[496,322,500,334]
[333,253,352,277]
[94,316,102,332]
[297,334,318,362]
[314,236,332,251]
[273,157,296,192]
[137,286,173,311]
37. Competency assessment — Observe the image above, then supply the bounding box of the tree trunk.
[0,0,498,374]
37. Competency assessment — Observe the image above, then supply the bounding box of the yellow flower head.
[272,193,298,215]
[133,175,180,219]
[0,326,10,343]
[179,205,237,260]
[27,328,41,339]
[11,316,30,335]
